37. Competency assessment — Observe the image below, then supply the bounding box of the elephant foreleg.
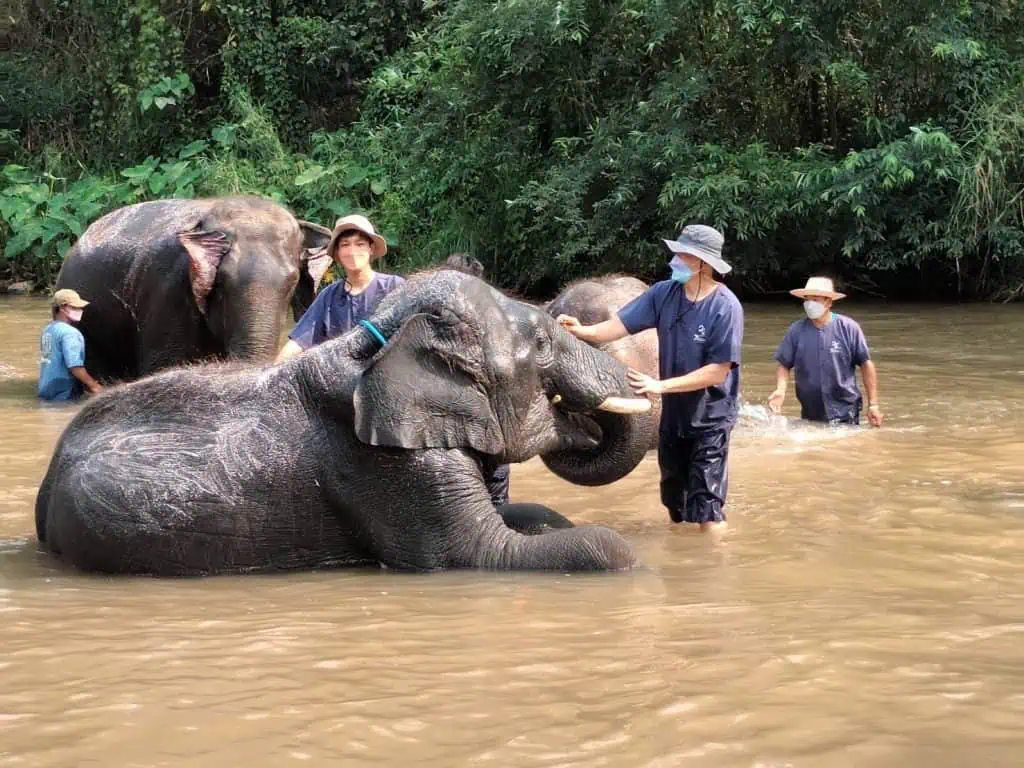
[358,450,635,572]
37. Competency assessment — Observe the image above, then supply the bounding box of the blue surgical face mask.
[669,257,693,284]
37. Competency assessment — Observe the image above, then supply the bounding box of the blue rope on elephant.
[359,319,389,349]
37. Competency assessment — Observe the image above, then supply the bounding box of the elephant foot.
[497,502,575,536]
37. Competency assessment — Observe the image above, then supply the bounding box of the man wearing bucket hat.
[769,276,882,427]
[38,288,103,401]
[557,224,744,532]
[276,214,405,362]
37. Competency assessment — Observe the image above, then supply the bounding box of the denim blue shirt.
[289,273,405,349]
[618,281,744,436]
[774,314,870,422]
[38,321,86,401]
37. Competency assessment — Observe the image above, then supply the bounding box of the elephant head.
[541,274,661,481]
[176,196,332,360]
[334,270,654,486]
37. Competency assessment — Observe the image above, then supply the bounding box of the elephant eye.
[534,331,553,365]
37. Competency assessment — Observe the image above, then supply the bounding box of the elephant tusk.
[550,394,562,405]
[596,396,651,415]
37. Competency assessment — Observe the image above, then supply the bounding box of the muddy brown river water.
[1,296,1023,766]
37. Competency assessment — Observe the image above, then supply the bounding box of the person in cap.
[769,277,882,427]
[38,289,103,401]
[557,225,744,532]
[276,214,405,362]
[441,251,510,506]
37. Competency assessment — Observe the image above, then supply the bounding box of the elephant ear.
[178,230,231,314]
[298,220,333,289]
[353,312,504,455]
[303,247,333,290]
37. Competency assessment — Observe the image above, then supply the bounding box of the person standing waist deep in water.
[38,288,104,401]
[276,214,405,362]
[557,225,744,532]
[768,276,883,427]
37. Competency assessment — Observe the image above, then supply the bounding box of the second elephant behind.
[56,196,333,382]
[545,275,660,461]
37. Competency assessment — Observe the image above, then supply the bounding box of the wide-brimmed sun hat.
[789,276,846,300]
[328,214,387,260]
[663,224,731,275]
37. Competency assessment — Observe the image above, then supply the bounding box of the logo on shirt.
[40,333,53,364]
[830,340,842,355]
[693,324,707,344]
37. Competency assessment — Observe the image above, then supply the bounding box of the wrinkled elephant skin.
[55,196,332,382]
[34,272,652,576]
[542,275,660,483]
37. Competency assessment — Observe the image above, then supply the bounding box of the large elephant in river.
[544,275,660,468]
[34,271,654,576]
[55,196,333,382]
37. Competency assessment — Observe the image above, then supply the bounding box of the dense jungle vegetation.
[2,0,1023,300]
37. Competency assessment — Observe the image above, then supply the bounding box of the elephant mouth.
[546,391,649,451]
[541,389,655,486]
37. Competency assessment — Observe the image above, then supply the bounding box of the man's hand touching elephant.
[628,368,664,397]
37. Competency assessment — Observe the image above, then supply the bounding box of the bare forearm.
[659,363,732,394]
[861,360,879,403]
[574,316,630,345]
[774,364,790,393]
[70,366,102,393]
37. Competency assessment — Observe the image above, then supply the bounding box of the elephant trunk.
[541,407,655,486]
[541,335,656,486]
[223,309,284,362]
[458,502,635,571]
[500,526,635,570]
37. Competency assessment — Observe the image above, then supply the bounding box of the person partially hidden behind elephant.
[558,225,744,532]
[276,215,405,363]
[38,289,103,401]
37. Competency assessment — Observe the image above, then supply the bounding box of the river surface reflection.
[1,296,1023,766]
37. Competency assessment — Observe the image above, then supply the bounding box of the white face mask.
[803,300,827,320]
[65,307,84,323]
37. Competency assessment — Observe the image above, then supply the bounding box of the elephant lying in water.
[34,271,654,575]
[55,196,333,382]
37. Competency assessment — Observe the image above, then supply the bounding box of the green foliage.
[3,0,1024,299]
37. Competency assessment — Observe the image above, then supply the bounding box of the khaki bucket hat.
[52,288,90,309]
[789,277,846,300]
[328,214,388,260]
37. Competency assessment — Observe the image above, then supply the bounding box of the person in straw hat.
[557,224,744,532]
[38,288,103,401]
[276,214,405,363]
[769,276,883,427]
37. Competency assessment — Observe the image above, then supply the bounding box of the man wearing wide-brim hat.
[38,288,104,401]
[276,214,404,363]
[769,276,883,427]
[557,224,744,532]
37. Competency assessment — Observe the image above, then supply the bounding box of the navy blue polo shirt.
[289,273,405,349]
[618,281,744,436]
[774,313,870,422]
